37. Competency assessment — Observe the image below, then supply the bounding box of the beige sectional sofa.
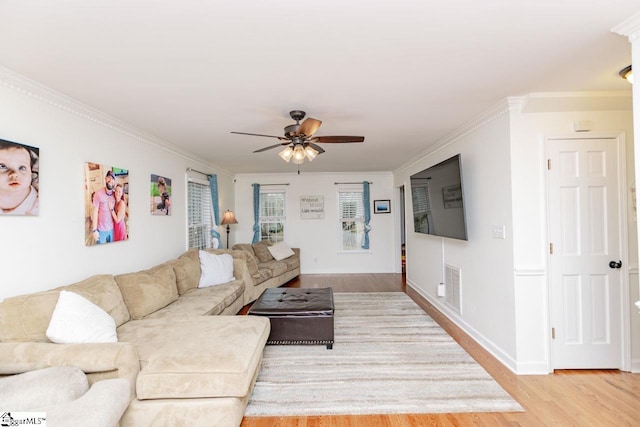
[0,244,300,427]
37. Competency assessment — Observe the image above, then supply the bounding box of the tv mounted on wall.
[410,154,468,240]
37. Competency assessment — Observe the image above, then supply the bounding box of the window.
[187,179,213,249]
[411,182,432,234]
[260,189,286,243]
[338,189,365,251]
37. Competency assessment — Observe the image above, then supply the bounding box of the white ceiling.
[0,1,637,174]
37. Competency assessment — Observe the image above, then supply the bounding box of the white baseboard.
[408,281,522,375]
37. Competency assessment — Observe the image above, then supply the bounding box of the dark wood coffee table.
[247,287,334,349]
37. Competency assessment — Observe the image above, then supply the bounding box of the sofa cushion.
[252,242,274,263]
[232,243,254,256]
[242,251,260,278]
[167,255,200,295]
[267,242,295,261]
[143,280,244,319]
[115,265,179,320]
[0,366,89,410]
[116,316,270,399]
[64,275,131,328]
[252,268,273,286]
[46,291,117,344]
[281,255,300,271]
[198,251,235,288]
[259,260,288,277]
[0,275,129,343]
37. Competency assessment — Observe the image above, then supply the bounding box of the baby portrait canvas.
[0,138,39,216]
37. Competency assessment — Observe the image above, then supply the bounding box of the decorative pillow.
[252,242,274,263]
[46,291,117,343]
[198,251,235,288]
[268,242,295,261]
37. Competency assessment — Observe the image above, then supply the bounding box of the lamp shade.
[279,147,294,163]
[221,210,238,225]
[292,145,306,164]
[619,65,633,84]
[305,145,319,161]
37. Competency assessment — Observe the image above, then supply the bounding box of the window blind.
[259,190,286,243]
[187,180,213,249]
[338,190,365,251]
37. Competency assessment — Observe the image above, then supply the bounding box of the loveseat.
[232,241,301,304]
[0,244,300,427]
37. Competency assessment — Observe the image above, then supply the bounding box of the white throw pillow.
[198,251,235,288]
[46,291,117,344]
[268,242,295,261]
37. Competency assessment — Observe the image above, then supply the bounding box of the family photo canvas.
[0,138,39,216]
[84,162,129,245]
[150,174,171,215]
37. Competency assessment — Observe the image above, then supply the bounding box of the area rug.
[245,292,523,417]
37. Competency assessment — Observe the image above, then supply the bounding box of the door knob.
[609,260,622,269]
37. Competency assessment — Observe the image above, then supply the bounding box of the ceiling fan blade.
[231,131,288,140]
[307,142,325,154]
[311,136,365,143]
[253,143,289,153]
[296,118,322,137]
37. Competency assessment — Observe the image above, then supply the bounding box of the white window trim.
[259,187,287,243]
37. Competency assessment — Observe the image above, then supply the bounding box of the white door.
[548,137,622,369]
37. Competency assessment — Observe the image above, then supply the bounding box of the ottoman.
[247,288,334,349]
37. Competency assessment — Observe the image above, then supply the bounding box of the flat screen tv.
[410,154,467,240]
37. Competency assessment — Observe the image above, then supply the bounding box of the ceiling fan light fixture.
[292,145,306,164]
[304,145,319,161]
[279,146,294,162]
[619,65,633,84]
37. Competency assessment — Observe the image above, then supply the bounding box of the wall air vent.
[444,264,461,314]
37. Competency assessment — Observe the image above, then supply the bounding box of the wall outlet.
[491,225,506,239]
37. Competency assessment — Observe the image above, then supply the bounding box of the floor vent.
[444,264,461,314]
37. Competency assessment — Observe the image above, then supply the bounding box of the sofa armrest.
[0,341,139,400]
[292,248,300,258]
[48,378,130,427]
[233,257,255,288]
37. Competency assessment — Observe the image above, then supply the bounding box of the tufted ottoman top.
[248,287,334,317]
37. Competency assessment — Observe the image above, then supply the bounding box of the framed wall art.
[373,199,390,214]
[300,195,324,219]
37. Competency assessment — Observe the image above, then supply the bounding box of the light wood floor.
[240,274,640,427]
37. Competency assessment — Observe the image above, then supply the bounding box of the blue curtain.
[362,181,371,249]
[252,183,261,244]
[208,174,221,249]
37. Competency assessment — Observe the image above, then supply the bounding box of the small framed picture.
[374,199,391,214]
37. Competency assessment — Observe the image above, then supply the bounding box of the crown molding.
[612,11,640,42]
[521,91,632,113]
[0,65,233,177]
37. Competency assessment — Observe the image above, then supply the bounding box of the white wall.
[510,103,636,373]
[0,67,233,300]
[613,12,640,371]
[395,95,637,374]
[395,102,518,368]
[233,172,397,274]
